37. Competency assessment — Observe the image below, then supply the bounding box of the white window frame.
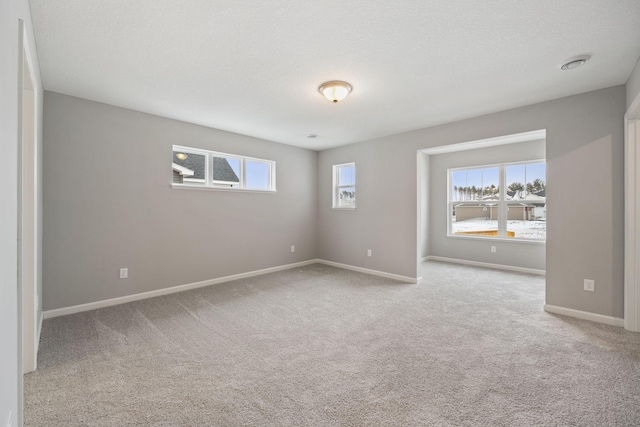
[172,146,209,185]
[211,153,243,188]
[172,145,276,192]
[244,158,275,191]
[332,162,356,209]
[447,159,546,242]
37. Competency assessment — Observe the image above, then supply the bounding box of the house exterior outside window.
[449,161,546,241]
[172,145,275,192]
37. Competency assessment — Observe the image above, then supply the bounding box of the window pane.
[451,170,466,201]
[452,203,499,236]
[452,168,494,201]
[212,156,240,187]
[506,165,525,200]
[246,161,270,190]
[525,163,546,198]
[339,165,355,186]
[173,151,205,184]
[338,186,355,208]
[482,167,499,199]
[506,203,546,239]
[466,169,482,200]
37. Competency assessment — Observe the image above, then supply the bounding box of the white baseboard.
[316,259,419,284]
[43,259,420,319]
[425,255,545,276]
[544,304,624,327]
[43,259,319,319]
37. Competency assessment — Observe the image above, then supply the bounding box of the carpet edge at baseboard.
[43,259,419,319]
[43,259,320,319]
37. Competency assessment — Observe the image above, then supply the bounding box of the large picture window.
[449,161,546,241]
[172,145,275,192]
[333,162,356,209]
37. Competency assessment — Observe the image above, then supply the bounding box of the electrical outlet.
[119,268,128,279]
[367,249,372,257]
[290,245,295,253]
[491,246,497,253]
[584,279,595,292]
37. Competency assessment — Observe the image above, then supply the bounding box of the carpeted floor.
[25,261,640,426]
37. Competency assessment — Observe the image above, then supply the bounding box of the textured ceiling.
[30,0,640,150]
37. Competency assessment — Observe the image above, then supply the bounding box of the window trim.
[172,145,276,192]
[332,162,356,209]
[244,158,274,191]
[172,146,208,185]
[447,159,546,242]
[211,153,243,188]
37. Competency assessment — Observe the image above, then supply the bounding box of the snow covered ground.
[452,218,546,240]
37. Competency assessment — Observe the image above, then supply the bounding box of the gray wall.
[1,0,44,423]
[627,56,640,111]
[317,139,418,277]
[318,85,625,319]
[43,92,318,311]
[428,140,546,270]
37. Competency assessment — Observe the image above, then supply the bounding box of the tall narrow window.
[450,166,499,235]
[449,161,545,241]
[333,162,356,209]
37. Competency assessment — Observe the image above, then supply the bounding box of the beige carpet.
[25,262,640,426]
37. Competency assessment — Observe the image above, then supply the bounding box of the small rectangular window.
[333,162,356,209]
[245,160,271,190]
[172,145,275,192]
[173,148,208,185]
[212,155,241,188]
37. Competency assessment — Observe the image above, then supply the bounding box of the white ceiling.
[30,0,640,150]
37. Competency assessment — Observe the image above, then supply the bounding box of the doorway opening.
[625,96,640,332]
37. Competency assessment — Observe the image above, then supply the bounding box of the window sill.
[446,234,545,245]
[172,183,277,193]
[331,207,356,210]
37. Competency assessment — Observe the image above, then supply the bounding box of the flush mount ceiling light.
[318,81,352,103]
[560,55,591,70]
[176,153,188,160]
